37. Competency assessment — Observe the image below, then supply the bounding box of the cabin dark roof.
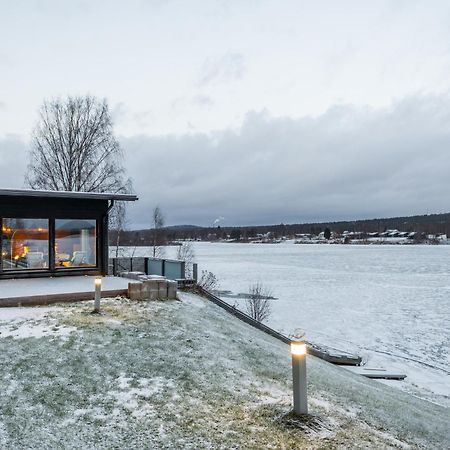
[0,188,138,202]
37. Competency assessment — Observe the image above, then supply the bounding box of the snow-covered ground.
[121,243,450,408]
[0,295,449,448]
[0,276,129,299]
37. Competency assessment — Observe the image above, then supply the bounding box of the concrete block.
[143,279,159,288]
[128,282,143,300]
[167,280,177,299]
[121,271,146,280]
[142,280,159,300]
[148,287,159,301]
[158,281,168,300]
[148,275,166,281]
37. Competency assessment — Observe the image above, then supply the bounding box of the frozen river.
[121,242,450,407]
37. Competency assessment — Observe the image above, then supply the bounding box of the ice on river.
[118,242,450,407]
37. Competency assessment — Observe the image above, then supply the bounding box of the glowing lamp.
[93,277,102,313]
[290,340,308,416]
[290,341,307,356]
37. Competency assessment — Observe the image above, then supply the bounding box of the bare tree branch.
[109,201,128,258]
[26,95,132,194]
[176,241,195,277]
[151,206,166,258]
[198,270,219,291]
[245,282,273,323]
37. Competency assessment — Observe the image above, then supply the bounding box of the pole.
[291,342,308,415]
[193,263,198,282]
[94,277,102,313]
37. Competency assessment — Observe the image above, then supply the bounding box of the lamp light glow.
[290,339,308,415]
[93,277,102,313]
[291,341,307,356]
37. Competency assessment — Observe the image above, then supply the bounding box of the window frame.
[0,217,100,274]
[0,217,50,272]
[53,218,99,271]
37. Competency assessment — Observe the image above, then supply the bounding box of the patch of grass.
[0,294,444,449]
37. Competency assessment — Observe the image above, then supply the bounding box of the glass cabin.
[0,189,137,279]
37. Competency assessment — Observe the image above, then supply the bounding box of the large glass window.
[1,218,49,270]
[55,219,97,268]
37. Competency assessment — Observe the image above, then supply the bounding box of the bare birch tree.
[109,201,128,258]
[176,241,195,277]
[151,205,166,258]
[26,95,131,194]
[245,282,272,322]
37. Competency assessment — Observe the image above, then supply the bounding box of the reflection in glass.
[1,218,49,270]
[55,219,96,268]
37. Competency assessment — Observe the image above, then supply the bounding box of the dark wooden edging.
[0,289,127,307]
[195,285,291,343]
[193,286,362,366]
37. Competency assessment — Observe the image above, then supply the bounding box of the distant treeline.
[110,212,450,246]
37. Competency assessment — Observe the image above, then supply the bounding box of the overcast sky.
[2,1,450,227]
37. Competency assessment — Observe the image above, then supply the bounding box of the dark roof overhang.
[0,188,138,202]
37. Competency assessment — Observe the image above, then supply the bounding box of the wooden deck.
[0,276,129,307]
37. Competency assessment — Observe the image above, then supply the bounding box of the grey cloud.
[121,94,450,228]
[111,102,128,122]
[170,97,185,113]
[133,110,155,128]
[112,103,155,128]
[170,95,214,117]
[192,95,214,108]
[197,53,245,86]
[0,136,29,189]
[3,95,449,229]
[0,52,14,69]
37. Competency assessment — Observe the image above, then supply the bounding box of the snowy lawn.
[0,293,449,449]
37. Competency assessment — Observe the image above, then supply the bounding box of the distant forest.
[110,211,450,246]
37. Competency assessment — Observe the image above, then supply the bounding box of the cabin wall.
[0,196,110,279]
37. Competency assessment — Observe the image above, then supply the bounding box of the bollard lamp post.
[94,277,102,313]
[291,340,308,415]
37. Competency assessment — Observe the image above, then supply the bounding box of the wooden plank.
[345,367,407,380]
[307,343,362,366]
[0,289,127,307]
